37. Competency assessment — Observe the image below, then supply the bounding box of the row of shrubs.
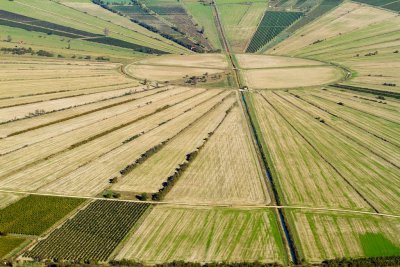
[7,256,399,267]
[1,47,53,57]
[1,47,110,61]
[331,84,400,99]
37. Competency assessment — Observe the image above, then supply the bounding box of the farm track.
[291,92,400,149]
[259,93,380,214]
[1,189,398,218]
[273,92,400,169]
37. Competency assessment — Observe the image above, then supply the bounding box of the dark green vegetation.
[246,11,303,53]
[0,195,85,236]
[0,10,165,54]
[360,233,400,257]
[25,200,151,261]
[321,256,400,267]
[352,0,400,11]
[0,236,26,259]
[331,84,400,99]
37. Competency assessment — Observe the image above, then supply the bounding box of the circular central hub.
[126,54,344,89]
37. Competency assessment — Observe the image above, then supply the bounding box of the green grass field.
[0,0,188,54]
[116,206,288,265]
[216,0,268,52]
[0,25,148,61]
[0,236,26,259]
[286,210,400,263]
[0,195,85,236]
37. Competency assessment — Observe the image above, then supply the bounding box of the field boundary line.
[1,189,400,218]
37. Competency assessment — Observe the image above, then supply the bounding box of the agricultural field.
[238,54,344,89]
[115,206,287,265]
[107,1,205,52]
[0,195,85,235]
[144,0,214,51]
[0,0,399,265]
[246,89,400,213]
[0,0,187,54]
[352,0,400,12]
[125,54,228,82]
[286,210,400,263]
[246,11,303,53]
[216,0,268,52]
[181,0,222,50]
[112,95,236,196]
[0,192,24,209]
[272,13,400,93]
[0,236,26,259]
[25,200,151,261]
[165,105,269,205]
[269,2,397,55]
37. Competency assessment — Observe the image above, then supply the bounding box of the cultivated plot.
[112,95,236,195]
[165,105,270,205]
[242,66,343,89]
[116,206,287,265]
[0,195,85,236]
[248,90,400,213]
[25,200,151,261]
[0,236,26,259]
[287,210,400,263]
[270,2,397,55]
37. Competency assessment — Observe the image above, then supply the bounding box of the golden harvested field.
[0,88,227,196]
[125,54,228,82]
[0,87,188,155]
[115,206,286,264]
[112,95,236,195]
[0,60,135,99]
[165,105,269,205]
[0,86,158,138]
[242,66,343,89]
[236,54,324,69]
[125,65,223,82]
[135,54,228,69]
[270,2,397,56]
[287,210,400,263]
